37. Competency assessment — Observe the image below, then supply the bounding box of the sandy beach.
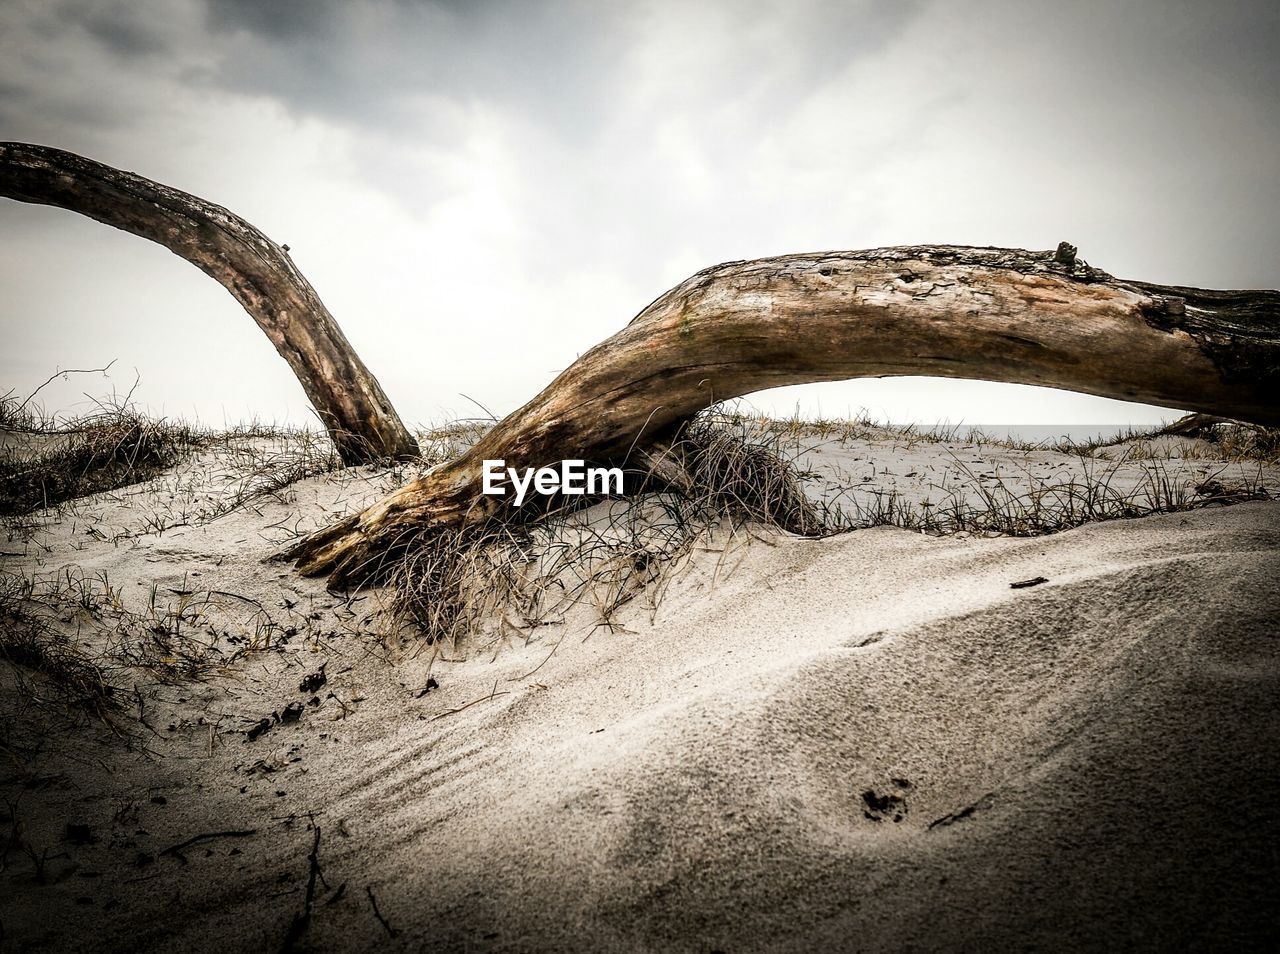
[1,423,1277,951]
[3,1,1279,948]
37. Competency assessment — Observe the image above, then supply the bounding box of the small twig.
[1010,576,1049,589]
[159,828,257,863]
[15,360,116,415]
[133,688,162,738]
[324,882,347,906]
[280,826,323,953]
[509,634,565,682]
[366,885,398,938]
[457,392,499,422]
[429,680,510,722]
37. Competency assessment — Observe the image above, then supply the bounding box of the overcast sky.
[2,0,1277,430]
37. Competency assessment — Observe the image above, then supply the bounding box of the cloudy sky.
[1,0,1277,430]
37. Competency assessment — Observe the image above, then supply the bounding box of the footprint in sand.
[861,777,912,823]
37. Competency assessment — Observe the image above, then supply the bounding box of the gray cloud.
[58,0,171,57]
[193,0,630,138]
[204,0,341,41]
[183,0,927,152]
[1,0,1277,428]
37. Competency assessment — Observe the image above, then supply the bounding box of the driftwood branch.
[283,243,1279,586]
[0,142,417,464]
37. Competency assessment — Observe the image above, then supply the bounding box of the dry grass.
[107,428,343,540]
[826,454,1270,536]
[394,410,824,644]
[4,388,1274,656]
[719,405,1280,463]
[0,564,270,725]
[0,391,204,519]
[0,572,122,719]
[414,419,492,466]
[390,406,1276,647]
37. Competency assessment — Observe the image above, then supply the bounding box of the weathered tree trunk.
[284,243,1279,586]
[0,142,417,464]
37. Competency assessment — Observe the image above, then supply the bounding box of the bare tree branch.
[283,243,1278,585]
[0,143,417,464]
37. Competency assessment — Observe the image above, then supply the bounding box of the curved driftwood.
[0,142,417,464]
[284,243,1279,586]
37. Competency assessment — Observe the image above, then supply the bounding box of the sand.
[1,430,1277,951]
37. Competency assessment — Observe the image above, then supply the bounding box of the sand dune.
[1,434,1277,951]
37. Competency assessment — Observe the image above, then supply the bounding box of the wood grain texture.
[0,142,418,464]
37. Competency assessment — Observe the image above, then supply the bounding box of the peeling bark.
[283,244,1279,586]
[0,142,417,464]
